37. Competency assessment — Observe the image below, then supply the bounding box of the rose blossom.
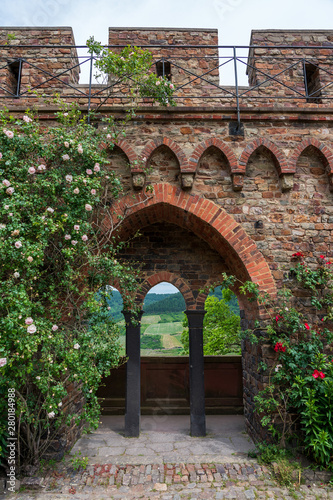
[23,115,32,123]
[73,188,79,194]
[275,364,282,372]
[48,411,55,419]
[15,241,22,249]
[71,240,78,246]
[156,80,161,86]
[65,175,73,182]
[0,153,2,159]
[74,343,80,349]
[4,205,9,209]
[52,325,58,331]
[25,317,33,325]
[37,164,46,171]
[74,225,80,231]
[64,141,69,148]
[14,272,20,278]
[82,234,88,241]
[47,207,54,213]
[27,324,36,334]
[28,167,36,174]
[65,234,71,240]
[27,256,33,262]
[94,163,100,172]
[0,358,7,368]
[4,130,14,139]
[169,83,174,89]
[36,376,41,380]
[62,154,70,161]
[2,179,10,187]
[107,134,111,139]
[6,187,14,195]
[85,204,92,211]
[86,169,93,175]
[91,189,96,195]
[58,402,63,407]
[77,144,83,154]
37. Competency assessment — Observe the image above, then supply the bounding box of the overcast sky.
[2,0,333,293]
[1,0,333,85]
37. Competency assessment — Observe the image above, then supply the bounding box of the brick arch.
[239,138,289,175]
[135,271,195,309]
[290,138,333,174]
[188,138,240,173]
[106,184,276,314]
[101,139,138,166]
[140,138,188,170]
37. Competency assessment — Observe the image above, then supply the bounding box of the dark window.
[304,63,322,104]
[156,61,171,80]
[7,60,21,95]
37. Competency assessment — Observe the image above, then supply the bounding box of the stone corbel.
[280,173,294,192]
[231,173,244,191]
[131,170,146,190]
[181,172,195,190]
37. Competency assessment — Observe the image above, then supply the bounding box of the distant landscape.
[106,287,240,356]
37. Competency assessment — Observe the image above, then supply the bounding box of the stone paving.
[4,416,333,499]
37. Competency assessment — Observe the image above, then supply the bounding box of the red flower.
[275,314,282,323]
[312,369,320,379]
[292,252,304,258]
[304,323,310,330]
[274,342,286,353]
[319,372,325,379]
[320,255,325,259]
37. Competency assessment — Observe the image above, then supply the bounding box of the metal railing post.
[233,47,241,130]
[87,53,93,124]
[16,58,23,98]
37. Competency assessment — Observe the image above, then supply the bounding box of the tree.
[0,43,175,467]
[181,289,241,355]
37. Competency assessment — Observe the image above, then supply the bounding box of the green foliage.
[140,334,163,350]
[144,293,186,314]
[181,289,241,355]
[70,451,89,471]
[243,254,333,469]
[87,37,176,106]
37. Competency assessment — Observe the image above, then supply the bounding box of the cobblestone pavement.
[8,461,333,499]
[4,416,333,499]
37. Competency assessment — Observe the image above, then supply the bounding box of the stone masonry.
[1,26,333,443]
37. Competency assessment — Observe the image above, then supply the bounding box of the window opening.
[156,60,171,81]
[304,63,322,104]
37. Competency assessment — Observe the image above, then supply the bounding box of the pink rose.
[0,358,7,367]
[65,234,71,240]
[25,317,33,325]
[86,169,93,175]
[65,175,73,183]
[47,207,54,213]
[6,187,14,195]
[91,189,96,195]
[82,234,88,241]
[85,204,92,211]
[2,179,10,187]
[0,153,2,159]
[71,240,78,246]
[62,154,70,161]
[64,141,69,148]
[37,164,46,171]
[15,241,22,249]
[74,225,80,231]
[28,167,36,174]
[27,256,33,262]
[77,144,83,154]
[4,130,14,139]
[23,115,32,123]
[27,324,36,334]
[73,188,79,194]
[52,325,58,331]
[94,163,100,172]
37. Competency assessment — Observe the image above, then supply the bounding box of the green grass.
[141,315,161,324]
[145,322,183,335]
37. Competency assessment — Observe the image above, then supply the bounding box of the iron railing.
[1,43,333,128]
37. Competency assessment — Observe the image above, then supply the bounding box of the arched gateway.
[103,184,276,437]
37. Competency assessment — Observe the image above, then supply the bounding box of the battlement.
[0,27,333,110]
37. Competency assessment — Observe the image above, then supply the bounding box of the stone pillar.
[185,310,206,437]
[123,310,143,437]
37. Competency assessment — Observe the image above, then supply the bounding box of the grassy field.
[145,322,183,335]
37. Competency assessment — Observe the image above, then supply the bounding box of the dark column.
[123,310,143,437]
[185,309,206,437]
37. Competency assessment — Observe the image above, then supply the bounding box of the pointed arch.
[100,138,138,166]
[136,271,195,309]
[188,138,240,173]
[105,184,276,309]
[239,138,289,175]
[290,138,333,174]
[140,137,188,170]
